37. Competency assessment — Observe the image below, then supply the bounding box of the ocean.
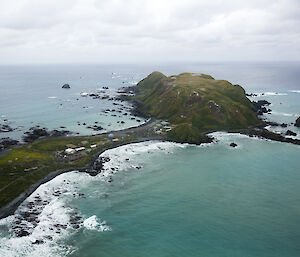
[0,62,300,257]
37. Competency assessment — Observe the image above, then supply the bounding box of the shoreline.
[0,136,164,219]
[1,123,300,219]
[0,116,163,218]
[1,83,299,220]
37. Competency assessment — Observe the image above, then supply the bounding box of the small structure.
[65,148,75,154]
[75,147,85,152]
[90,144,97,148]
[108,133,114,140]
[24,167,38,172]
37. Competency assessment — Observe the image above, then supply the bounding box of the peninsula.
[1,71,299,218]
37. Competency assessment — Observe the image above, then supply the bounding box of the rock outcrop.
[62,84,70,89]
[295,117,300,127]
[0,137,19,151]
[286,130,297,136]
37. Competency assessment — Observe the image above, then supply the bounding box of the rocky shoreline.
[1,75,300,225]
[0,115,163,219]
[2,118,299,220]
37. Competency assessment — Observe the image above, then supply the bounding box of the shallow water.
[1,62,300,257]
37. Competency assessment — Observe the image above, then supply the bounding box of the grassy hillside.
[133,72,263,143]
[0,134,136,209]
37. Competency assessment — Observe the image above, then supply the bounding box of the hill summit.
[132,72,263,143]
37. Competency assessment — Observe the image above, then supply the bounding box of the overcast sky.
[0,0,299,64]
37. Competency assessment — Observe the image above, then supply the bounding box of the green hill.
[133,72,263,143]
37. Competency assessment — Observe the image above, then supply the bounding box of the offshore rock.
[62,84,70,89]
[230,142,238,147]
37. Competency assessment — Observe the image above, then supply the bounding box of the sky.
[0,0,299,64]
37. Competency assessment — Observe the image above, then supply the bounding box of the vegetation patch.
[0,134,135,208]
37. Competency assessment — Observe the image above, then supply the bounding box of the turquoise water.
[1,136,299,257]
[69,136,300,257]
[0,63,300,256]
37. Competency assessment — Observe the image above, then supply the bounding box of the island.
[130,72,263,144]
[1,71,299,218]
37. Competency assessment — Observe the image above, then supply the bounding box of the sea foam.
[83,215,111,232]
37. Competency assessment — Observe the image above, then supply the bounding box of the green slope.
[133,72,263,143]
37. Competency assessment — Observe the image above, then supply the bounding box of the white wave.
[128,81,138,85]
[271,111,299,117]
[0,172,87,257]
[47,96,57,99]
[208,131,265,148]
[288,90,300,94]
[83,215,111,232]
[0,140,215,256]
[255,92,288,96]
[98,141,188,178]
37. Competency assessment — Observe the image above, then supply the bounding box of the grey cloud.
[0,0,299,63]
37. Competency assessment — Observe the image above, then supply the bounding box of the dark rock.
[257,100,271,106]
[0,137,19,151]
[257,110,263,116]
[15,230,30,237]
[246,93,258,97]
[91,125,103,131]
[50,130,71,137]
[286,130,297,136]
[266,121,281,127]
[85,170,99,176]
[23,127,49,142]
[295,117,300,127]
[230,142,237,147]
[62,84,70,89]
[0,124,14,132]
[252,100,272,115]
[281,123,288,128]
[32,239,44,245]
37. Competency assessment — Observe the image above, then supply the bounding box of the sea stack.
[62,84,70,89]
